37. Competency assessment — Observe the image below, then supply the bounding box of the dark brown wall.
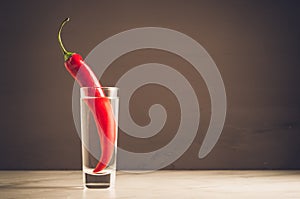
[1,0,299,169]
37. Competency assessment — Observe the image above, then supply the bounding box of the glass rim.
[80,86,119,90]
[80,86,119,99]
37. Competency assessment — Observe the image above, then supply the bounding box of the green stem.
[58,17,73,61]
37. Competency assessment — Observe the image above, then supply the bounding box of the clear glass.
[80,87,119,189]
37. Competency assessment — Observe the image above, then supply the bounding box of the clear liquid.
[82,145,116,174]
[81,97,118,188]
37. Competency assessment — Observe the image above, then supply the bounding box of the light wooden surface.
[0,170,300,198]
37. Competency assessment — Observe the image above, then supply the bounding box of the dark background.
[0,0,299,170]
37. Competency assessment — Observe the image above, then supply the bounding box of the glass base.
[84,172,111,189]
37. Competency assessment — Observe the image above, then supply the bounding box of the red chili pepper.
[58,18,116,173]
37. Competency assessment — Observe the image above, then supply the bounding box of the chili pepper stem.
[58,17,74,61]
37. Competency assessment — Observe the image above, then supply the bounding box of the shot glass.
[80,87,119,188]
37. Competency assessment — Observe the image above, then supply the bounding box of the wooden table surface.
[0,170,299,198]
